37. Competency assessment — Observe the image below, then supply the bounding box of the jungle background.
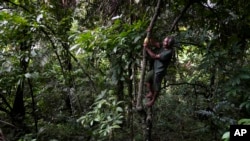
[0,0,250,141]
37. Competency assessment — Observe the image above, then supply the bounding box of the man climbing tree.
[143,36,175,107]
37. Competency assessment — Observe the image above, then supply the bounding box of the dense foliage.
[0,0,250,141]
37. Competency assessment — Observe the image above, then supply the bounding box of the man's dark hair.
[167,36,175,47]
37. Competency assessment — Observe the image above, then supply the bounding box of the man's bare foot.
[146,92,153,99]
[146,99,155,107]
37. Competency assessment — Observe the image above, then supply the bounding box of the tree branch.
[136,2,162,140]
[163,82,208,89]
[39,24,98,93]
[0,93,12,113]
[61,43,98,93]
[0,7,14,10]
[2,0,30,12]
[0,119,17,128]
[136,0,161,111]
[170,0,196,32]
[162,81,211,97]
[178,41,204,48]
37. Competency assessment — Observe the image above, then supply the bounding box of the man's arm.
[148,38,160,48]
[143,44,160,59]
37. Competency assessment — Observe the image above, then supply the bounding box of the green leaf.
[116,107,123,112]
[25,73,32,78]
[94,115,101,122]
[135,0,140,4]
[31,50,37,57]
[239,74,250,79]
[115,120,123,124]
[24,72,39,79]
[221,131,229,141]
[90,120,94,126]
[70,44,80,51]
[238,119,250,125]
[0,14,3,21]
[36,14,43,23]
[111,125,121,129]
[133,36,141,43]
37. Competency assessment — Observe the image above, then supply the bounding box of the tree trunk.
[11,79,25,125]
[136,0,162,141]
[54,0,80,115]
[11,28,31,134]
[136,0,161,111]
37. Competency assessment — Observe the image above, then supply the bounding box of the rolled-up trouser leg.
[153,72,165,92]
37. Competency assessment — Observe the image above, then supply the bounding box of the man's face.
[163,37,169,47]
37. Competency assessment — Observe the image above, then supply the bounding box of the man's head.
[163,36,175,48]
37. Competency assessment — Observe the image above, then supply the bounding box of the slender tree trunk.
[54,0,80,115]
[136,0,162,141]
[11,28,32,136]
[11,79,25,125]
[128,60,135,140]
[63,47,80,115]
[136,0,161,111]
[28,78,38,133]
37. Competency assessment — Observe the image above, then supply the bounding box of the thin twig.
[163,82,208,89]
[0,7,14,10]
[2,0,30,12]
[0,120,17,128]
[170,0,196,32]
